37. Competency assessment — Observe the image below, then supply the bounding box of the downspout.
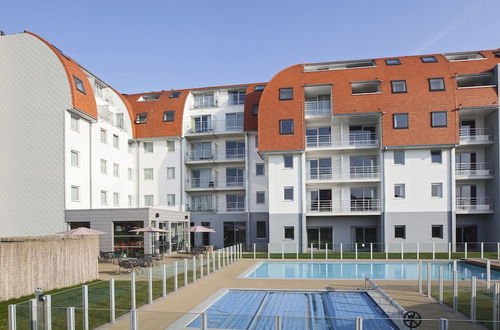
[89,119,93,210]
[136,140,140,206]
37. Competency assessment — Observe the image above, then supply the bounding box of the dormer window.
[255,85,265,91]
[138,94,161,102]
[456,73,496,88]
[135,112,148,124]
[444,52,485,61]
[169,91,181,98]
[73,76,86,94]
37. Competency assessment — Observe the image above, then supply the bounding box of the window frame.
[394,151,405,165]
[100,159,108,174]
[144,168,154,181]
[431,150,442,164]
[143,142,154,153]
[279,88,293,100]
[71,185,80,202]
[256,191,266,204]
[167,167,175,180]
[393,113,409,129]
[100,190,108,205]
[113,163,120,178]
[167,194,176,206]
[71,150,80,167]
[394,184,406,199]
[385,58,401,66]
[432,225,444,239]
[256,221,267,239]
[391,80,407,94]
[100,129,107,144]
[113,134,119,149]
[113,192,120,207]
[283,186,294,201]
[71,115,80,132]
[428,78,446,91]
[279,119,294,134]
[255,85,265,92]
[431,111,447,128]
[144,195,154,207]
[252,104,259,116]
[351,80,381,95]
[284,226,295,240]
[256,163,265,176]
[431,183,443,198]
[73,76,86,94]
[135,112,148,124]
[283,155,293,169]
[420,56,438,63]
[167,141,175,152]
[394,225,406,239]
[163,111,175,122]
[169,91,181,98]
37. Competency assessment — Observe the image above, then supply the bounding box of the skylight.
[304,59,376,72]
[138,94,161,102]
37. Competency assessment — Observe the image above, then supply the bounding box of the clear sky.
[1,0,500,94]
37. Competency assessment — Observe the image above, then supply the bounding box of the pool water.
[188,290,396,329]
[245,261,500,280]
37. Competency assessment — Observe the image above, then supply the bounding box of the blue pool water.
[188,290,396,329]
[245,261,500,280]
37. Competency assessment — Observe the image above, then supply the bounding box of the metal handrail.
[189,176,245,188]
[186,119,244,134]
[306,133,378,148]
[186,148,246,161]
[304,100,331,116]
[459,128,492,142]
[307,166,380,180]
[307,199,381,212]
[456,197,492,210]
[456,162,492,176]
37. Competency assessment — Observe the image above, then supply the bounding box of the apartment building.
[1,31,499,254]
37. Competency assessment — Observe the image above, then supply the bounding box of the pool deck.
[463,258,500,270]
[104,259,484,329]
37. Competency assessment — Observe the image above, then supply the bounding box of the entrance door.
[456,226,478,251]
[223,221,246,247]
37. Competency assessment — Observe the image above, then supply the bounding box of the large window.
[226,194,245,212]
[225,113,243,131]
[193,93,215,108]
[113,221,144,257]
[279,119,294,134]
[394,225,406,239]
[456,73,496,88]
[385,58,401,66]
[429,78,445,91]
[228,90,246,105]
[351,81,381,94]
[201,222,211,246]
[225,141,245,159]
[431,112,447,127]
[256,221,266,239]
[393,113,408,129]
[167,194,176,206]
[391,80,407,93]
[167,167,175,179]
[279,88,293,100]
[167,141,175,152]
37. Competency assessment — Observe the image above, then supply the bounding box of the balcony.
[185,148,245,164]
[185,119,244,138]
[306,166,380,182]
[456,197,493,214]
[186,176,245,191]
[307,199,381,215]
[306,133,379,150]
[456,162,493,180]
[459,128,493,145]
[187,205,216,213]
[305,100,331,117]
[226,202,245,213]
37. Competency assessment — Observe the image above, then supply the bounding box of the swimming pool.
[188,290,397,329]
[244,261,500,280]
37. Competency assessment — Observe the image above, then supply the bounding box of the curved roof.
[25,31,98,119]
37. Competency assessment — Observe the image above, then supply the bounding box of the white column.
[200,254,204,279]
[174,261,178,291]
[223,249,226,267]
[218,250,221,269]
[448,242,451,260]
[193,256,197,281]
[432,242,436,260]
[131,273,136,310]
[109,278,116,323]
[439,266,444,304]
[497,242,500,260]
[148,268,153,304]
[355,317,363,330]
[212,251,216,271]
[427,263,432,298]
[481,242,484,259]
[66,307,75,330]
[162,264,167,297]
[385,243,388,260]
[471,276,477,321]
[417,242,420,260]
[82,285,89,330]
[355,243,358,260]
[310,243,313,259]
[282,242,284,259]
[370,243,373,260]
[401,242,404,260]
[8,305,16,330]
[326,243,329,260]
[30,299,37,330]
[253,243,256,259]
[184,259,188,287]
[418,261,423,293]
[296,243,299,260]
[207,252,210,274]
[340,243,343,260]
[268,243,270,259]
[465,242,468,259]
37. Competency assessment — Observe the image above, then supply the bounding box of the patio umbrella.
[129,226,169,233]
[56,227,106,235]
[183,225,216,233]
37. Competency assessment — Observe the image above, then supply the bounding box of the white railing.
[307,166,380,180]
[307,199,381,213]
[456,197,492,211]
[306,133,378,148]
[98,105,113,123]
[186,148,245,162]
[459,128,492,143]
[188,205,216,213]
[226,202,245,212]
[186,119,244,135]
[189,176,245,189]
[456,162,492,177]
[304,100,331,116]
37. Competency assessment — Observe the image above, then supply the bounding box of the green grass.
[243,252,499,259]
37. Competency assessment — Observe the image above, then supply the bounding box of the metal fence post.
[370,243,373,260]
[433,242,436,260]
[148,268,153,304]
[201,312,208,330]
[494,283,500,330]
[109,278,116,323]
[453,270,458,311]
[326,243,328,260]
[498,242,500,260]
[193,256,197,281]
[481,242,484,259]
[253,243,256,259]
[282,242,284,259]
[30,299,37,330]
[439,266,444,304]
[212,251,216,271]
[385,243,388,260]
[223,248,226,266]
[8,305,16,330]
[130,309,138,330]
[465,242,468,259]
[296,243,299,259]
[401,242,404,259]
[355,243,358,260]
[44,294,52,330]
[448,242,451,260]
[439,318,448,330]
[427,263,432,298]
[268,243,270,259]
[184,259,188,287]
[131,273,136,310]
[355,317,363,330]
[471,276,477,321]
[310,243,313,259]
[418,261,422,293]
[417,242,420,260]
[67,307,75,330]
[340,243,343,260]
[82,285,89,330]
[162,264,167,297]
[275,315,281,330]
[200,254,204,279]
[487,259,491,291]
[174,261,178,291]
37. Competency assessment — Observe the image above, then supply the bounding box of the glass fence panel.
[87,280,111,328]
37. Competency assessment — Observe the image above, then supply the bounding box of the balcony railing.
[186,119,244,135]
[307,199,380,213]
[226,202,245,212]
[304,100,331,116]
[456,197,492,211]
[187,205,216,213]
[186,148,246,162]
[307,166,380,180]
[459,128,492,143]
[189,176,245,189]
[306,133,378,148]
[456,162,492,177]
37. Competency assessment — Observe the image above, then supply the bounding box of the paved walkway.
[104,259,484,329]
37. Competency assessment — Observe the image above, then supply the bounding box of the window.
[444,52,484,61]
[229,90,246,105]
[135,112,148,124]
[256,191,265,204]
[128,195,133,207]
[193,93,215,108]
[255,85,265,91]
[394,225,406,239]
[252,104,259,115]
[73,76,86,94]
[394,151,405,165]
[385,58,401,65]
[71,186,80,202]
[100,129,107,144]
[420,56,438,63]
[113,192,120,206]
[393,113,408,129]
[391,80,407,93]
[144,168,153,180]
[167,141,175,152]
[394,184,405,199]
[351,81,381,94]
[256,221,266,239]
[280,119,294,134]
[284,187,294,201]
[493,51,500,58]
[128,142,133,154]
[71,150,79,167]
[226,113,243,131]
[71,115,80,132]
[431,150,442,164]
[143,142,153,153]
[169,91,181,98]
[256,164,265,176]
[226,194,245,211]
[284,226,294,240]
[100,190,108,205]
[279,88,293,100]
[138,93,161,101]
[113,163,119,177]
[255,135,258,148]
[163,111,175,122]
[431,112,447,127]
[128,168,133,181]
[94,82,104,98]
[428,78,445,91]
[144,195,154,207]
[167,194,176,206]
[100,159,107,174]
[432,225,444,239]
[113,134,119,149]
[456,73,496,88]
[304,60,376,71]
[167,167,175,179]
[284,155,293,168]
[115,113,124,129]
[431,183,443,198]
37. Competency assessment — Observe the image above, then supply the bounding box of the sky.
[1,0,500,94]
